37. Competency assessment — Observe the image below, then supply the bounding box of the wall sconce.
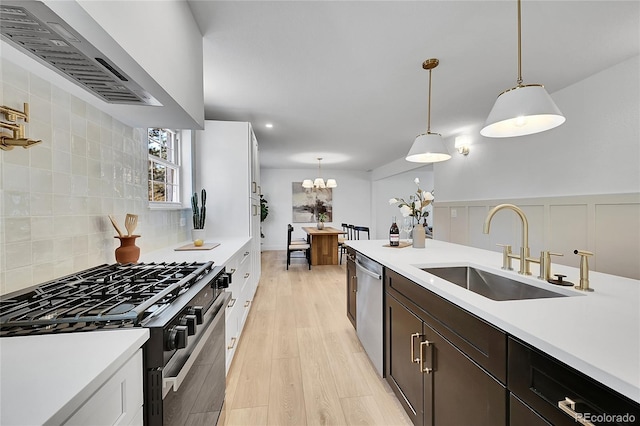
[1,103,42,150]
[454,135,471,155]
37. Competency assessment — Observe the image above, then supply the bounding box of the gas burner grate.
[0,261,214,336]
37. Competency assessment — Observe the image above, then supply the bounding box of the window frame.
[148,128,183,209]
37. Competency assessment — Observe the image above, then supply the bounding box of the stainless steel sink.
[422,266,570,301]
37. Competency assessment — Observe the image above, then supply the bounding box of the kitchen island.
[347,239,639,408]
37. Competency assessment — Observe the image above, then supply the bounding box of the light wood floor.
[223,250,412,426]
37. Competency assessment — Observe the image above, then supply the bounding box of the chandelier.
[302,157,337,189]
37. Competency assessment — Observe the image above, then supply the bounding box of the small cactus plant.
[191,189,206,229]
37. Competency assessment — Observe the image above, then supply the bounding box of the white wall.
[259,168,370,250]
[435,55,640,201]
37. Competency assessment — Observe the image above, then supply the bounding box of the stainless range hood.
[0,0,204,130]
[0,1,161,106]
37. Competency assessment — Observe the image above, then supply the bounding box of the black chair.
[339,223,353,265]
[287,224,311,270]
[353,226,370,240]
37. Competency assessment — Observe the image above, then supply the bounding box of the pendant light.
[302,157,337,189]
[481,0,565,138]
[406,58,451,163]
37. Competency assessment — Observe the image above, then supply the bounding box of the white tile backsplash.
[1,57,189,295]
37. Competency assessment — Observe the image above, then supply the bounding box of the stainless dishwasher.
[355,252,384,377]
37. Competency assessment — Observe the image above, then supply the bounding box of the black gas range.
[0,261,231,426]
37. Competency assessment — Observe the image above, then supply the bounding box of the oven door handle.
[163,297,226,393]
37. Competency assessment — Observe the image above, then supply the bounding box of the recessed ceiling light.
[265,123,273,128]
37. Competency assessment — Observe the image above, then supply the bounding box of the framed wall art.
[292,182,333,223]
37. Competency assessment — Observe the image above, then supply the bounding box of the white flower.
[424,192,434,201]
[399,205,412,217]
[413,200,421,211]
[388,198,398,204]
[414,178,420,185]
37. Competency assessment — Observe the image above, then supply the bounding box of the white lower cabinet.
[225,240,259,373]
[64,349,143,426]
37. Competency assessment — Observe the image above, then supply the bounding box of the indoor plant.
[260,195,269,238]
[191,189,207,242]
[317,212,328,230]
[389,178,434,248]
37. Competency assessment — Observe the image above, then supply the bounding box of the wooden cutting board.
[382,241,412,248]
[174,242,220,251]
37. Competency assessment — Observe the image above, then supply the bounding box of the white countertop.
[140,237,250,265]
[347,239,640,403]
[0,328,149,426]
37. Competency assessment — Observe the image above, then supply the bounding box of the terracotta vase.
[115,235,140,264]
[412,224,425,248]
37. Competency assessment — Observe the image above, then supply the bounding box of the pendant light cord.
[427,68,432,133]
[517,0,523,86]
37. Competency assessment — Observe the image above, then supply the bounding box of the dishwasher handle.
[355,260,382,280]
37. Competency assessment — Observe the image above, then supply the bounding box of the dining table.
[302,226,346,265]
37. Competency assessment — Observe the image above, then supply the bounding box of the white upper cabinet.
[195,120,260,239]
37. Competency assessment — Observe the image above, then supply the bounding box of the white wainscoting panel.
[595,203,640,279]
[434,194,639,280]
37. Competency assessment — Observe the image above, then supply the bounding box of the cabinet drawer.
[510,393,552,426]
[385,268,507,383]
[508,337,640,426]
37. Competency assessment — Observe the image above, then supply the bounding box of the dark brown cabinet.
[385,269,507,426]
[509,337,640,426]
[345,246,356,328]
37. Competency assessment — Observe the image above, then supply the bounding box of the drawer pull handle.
[227,298,236,308]
[420,340,434,374]
[244,300,251,307]
[558,397,595,426]
[227,337,237,350]
[410,333,421,364]
[229,268,237,275]
[244,272,250,279]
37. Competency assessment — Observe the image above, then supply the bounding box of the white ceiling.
[186,0,639,171]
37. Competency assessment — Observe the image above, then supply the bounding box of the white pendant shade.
[481,84,565,138]
[406,133,451,163]
[302,179,314,188]
[326,179,337,188]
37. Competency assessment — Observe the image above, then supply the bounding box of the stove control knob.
[188,306,204,324]
[181,314,197,335]
[166,325,188,350]
[216,274,230,289]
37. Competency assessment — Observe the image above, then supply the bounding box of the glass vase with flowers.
[389,178,434,248]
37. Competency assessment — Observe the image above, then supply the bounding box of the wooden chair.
[287,224,311,270]
[353,225,370,240]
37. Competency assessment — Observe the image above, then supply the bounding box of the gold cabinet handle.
[558,398,595,426]
[252,181,257,193]
[420,340,434,373]
[227,337,237,350]
[244,300,251,307]
[229,268,237,275]
[227,298,236,308]
[410,333,421,364]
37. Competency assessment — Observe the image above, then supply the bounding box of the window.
[148,128,180,203]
